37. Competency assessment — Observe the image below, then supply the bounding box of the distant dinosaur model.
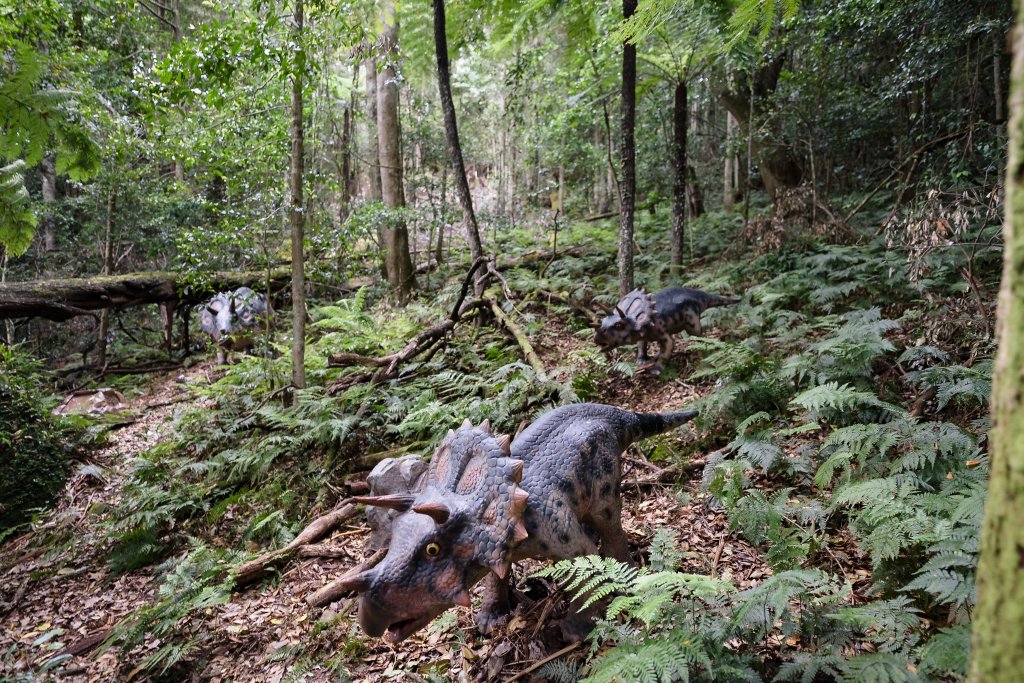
[199,286,270,364]
[594,286,739,375]
[333,403,698,643]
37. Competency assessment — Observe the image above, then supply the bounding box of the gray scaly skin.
[595,286,738,375]
[340,403,698,644]
[199,286,269,364]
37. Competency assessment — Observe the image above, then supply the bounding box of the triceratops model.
[199,286,269,364]
[336,403,698,644]
[594,286,738,375]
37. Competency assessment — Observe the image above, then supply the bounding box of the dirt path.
[0,368,200,680]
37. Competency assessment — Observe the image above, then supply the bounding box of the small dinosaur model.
[333,403,698,643]
[594,286,738,375]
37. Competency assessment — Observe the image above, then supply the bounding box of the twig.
[507,642,581,682]
[232,500,358,588]
[710,535,727,577]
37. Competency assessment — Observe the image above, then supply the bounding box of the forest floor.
[0,304,769,683]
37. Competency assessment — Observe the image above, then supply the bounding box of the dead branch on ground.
[232,499,358,588]
[306,548,387,607]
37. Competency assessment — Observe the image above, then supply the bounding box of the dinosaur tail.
[705,294,740,309]
[631,409,699,441]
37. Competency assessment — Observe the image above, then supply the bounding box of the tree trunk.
[718,58,802,205]
[365,59,383,202]
[432,0,485,280]
[969,8,1024,680]
[618,0,638,297]
[723,111,735,211]
[378,0,415,303]
[0,269,293,321]
[40,157,57,253]
[670,79,686,275]
[339,103,352,223]
[290,0,306,390]
[97,190,115,369]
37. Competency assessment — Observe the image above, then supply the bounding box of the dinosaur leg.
[585,493,630,564]
[650,332,674,376]
[475,572,510,635]
[637,340,650,365]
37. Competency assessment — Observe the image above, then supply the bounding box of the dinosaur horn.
[615,305,627,318]
[508,459,524,484]
[412,501,451,524]
[487,558,509,580]
[353,494,415,512]
[462,418,473,429]
[592,300,612,314]
[329,569,373,593]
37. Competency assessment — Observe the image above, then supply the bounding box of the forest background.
[0,0,1016,681]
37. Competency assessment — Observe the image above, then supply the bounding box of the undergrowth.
[90,211,996,680]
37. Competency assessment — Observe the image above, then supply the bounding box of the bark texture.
[670,80,687,274]
[717,56,802,203]
[377,0,415,303]
[290,0,306,389]
[432,0,485,275]
[0,269,292,321]
[969,5,1024,679]
[618,0,638,297]
[364,59,383,202]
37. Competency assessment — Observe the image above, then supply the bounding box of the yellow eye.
[425,543,441,557]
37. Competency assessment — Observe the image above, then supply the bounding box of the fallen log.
[487,297,548,381]
[232,500,358,588]
[0,268,292,321]
[306,548,387,607]
[326,258,488,393]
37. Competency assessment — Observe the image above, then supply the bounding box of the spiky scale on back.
[343,403,699,644]
[595,285,739,375]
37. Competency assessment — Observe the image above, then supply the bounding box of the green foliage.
[0,346,78,536]
[102,543,238,675]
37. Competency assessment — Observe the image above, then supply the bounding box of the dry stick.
[232,500,358,588]
[710,535,728,577]
[508,642,581,682]
[326,258,488,380]
[487,298,548,381]
[306,548,387,607]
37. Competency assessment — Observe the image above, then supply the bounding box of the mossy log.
[0,268,292,321]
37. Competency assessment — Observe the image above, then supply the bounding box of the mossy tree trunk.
[969,4,1024,680]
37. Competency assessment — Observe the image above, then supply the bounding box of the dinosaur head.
[343,420,528,643]
[594,289,654,351]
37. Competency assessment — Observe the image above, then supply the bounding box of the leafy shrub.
[0,347,78,536]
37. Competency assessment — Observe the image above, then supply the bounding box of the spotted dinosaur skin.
[595,286,738,375]
[340,403,698,644]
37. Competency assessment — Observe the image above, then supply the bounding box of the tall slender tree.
[969,3,1024,678]
[618,0,638,297]
[377,0,415,303]
[289,0,306,389]
[432,0,485,283]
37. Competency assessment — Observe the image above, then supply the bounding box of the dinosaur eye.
[424,542,441,557]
